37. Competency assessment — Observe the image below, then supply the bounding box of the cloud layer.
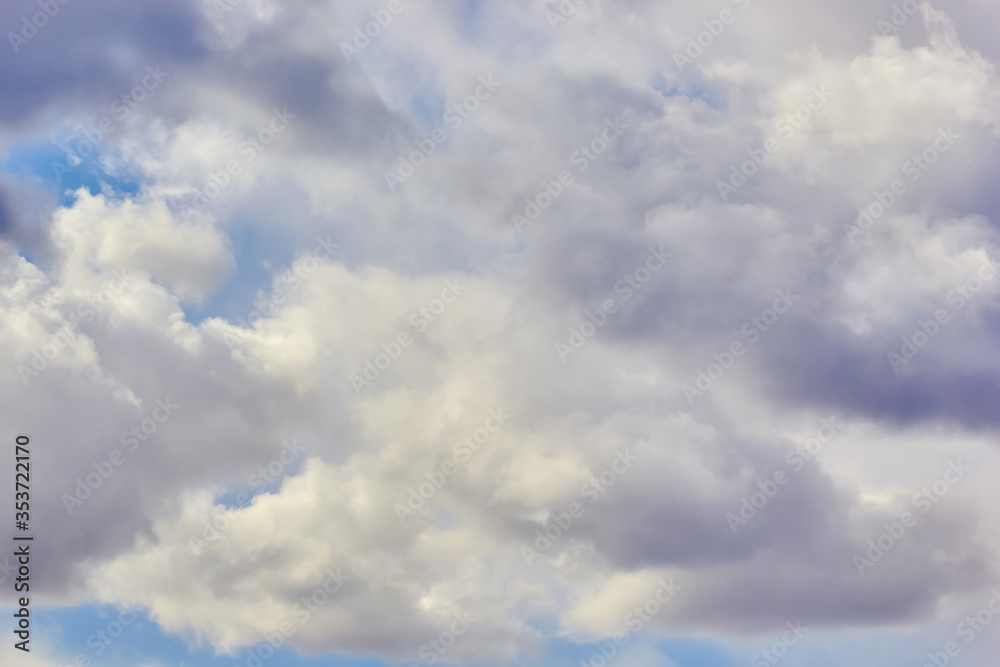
[2,1,1000,665]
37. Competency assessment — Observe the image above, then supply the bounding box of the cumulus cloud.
[1,0,999,665]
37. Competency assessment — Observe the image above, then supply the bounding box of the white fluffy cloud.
[1,1,1000,665]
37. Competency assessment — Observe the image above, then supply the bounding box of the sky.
[1,0,1000,666]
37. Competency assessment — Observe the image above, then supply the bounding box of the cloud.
[1,0,999,664]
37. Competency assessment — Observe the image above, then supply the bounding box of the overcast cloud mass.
[2,0,1000,666]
